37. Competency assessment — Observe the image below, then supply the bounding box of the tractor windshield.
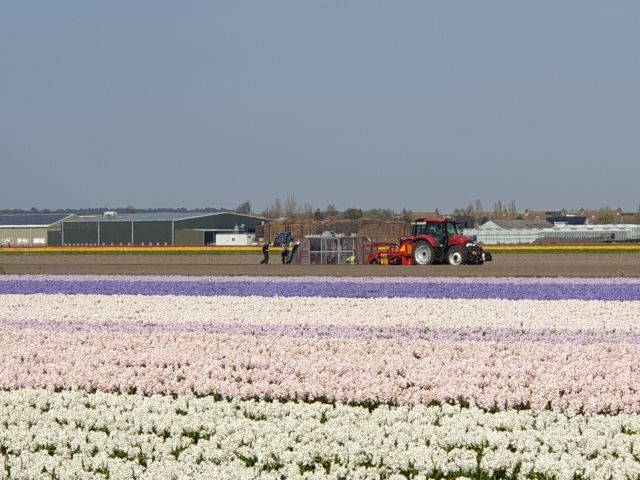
[446,223,462,236]
[411,221,463,237]
[411,222,442,236]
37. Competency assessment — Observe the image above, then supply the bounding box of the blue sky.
[1,2,639,213]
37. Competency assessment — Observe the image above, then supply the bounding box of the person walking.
[281,243,289,264]
[260,242,270,264]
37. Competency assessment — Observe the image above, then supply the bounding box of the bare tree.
[401,208,414,222]
[465,202,474,216]
[263,198,283,218]
[235,201,252,214]
[284,195,298,218]
[344,208,363,220]
[474,199,483,217]
[493,201,503,219]
[302,202,314,218]
[325,203,337,217]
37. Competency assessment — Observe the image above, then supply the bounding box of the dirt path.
[2,253,640,277]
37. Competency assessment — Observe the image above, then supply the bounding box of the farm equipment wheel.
[447,246,466,266]
[413,241,434,265]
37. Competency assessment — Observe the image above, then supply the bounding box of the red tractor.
[367,218,492,266]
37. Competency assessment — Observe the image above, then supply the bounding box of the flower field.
[1,275,640,479]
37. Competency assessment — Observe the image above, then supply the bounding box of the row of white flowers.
[3,294,640,333]
[1,390,639,480]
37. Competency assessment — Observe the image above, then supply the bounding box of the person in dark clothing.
[260,242,270,264]
[281,244,289,264]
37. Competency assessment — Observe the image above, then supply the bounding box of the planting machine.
[367,218,492,266]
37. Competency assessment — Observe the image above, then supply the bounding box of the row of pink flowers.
[2,328,639,412]
[3,294,640,335]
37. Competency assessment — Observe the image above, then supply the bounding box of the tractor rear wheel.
[447,246,466,266]
[413,241,434,265]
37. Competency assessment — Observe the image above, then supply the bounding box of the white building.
[215,233,255,246]
[464,219,552,244]
[465,220,640,244]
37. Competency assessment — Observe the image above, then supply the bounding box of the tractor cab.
[411,218,462,235]
[410,218,464,247]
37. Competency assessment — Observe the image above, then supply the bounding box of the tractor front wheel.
[413,241,434,265]
[447,246,466,266]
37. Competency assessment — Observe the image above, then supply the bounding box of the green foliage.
[597,211,615,224]
[34,443,56,456]
[182,429,211,444]
[399,462,419,478]
[620,424,637,435]
[109,448,128,459]
[170,444,187,460]
[137,453,148,468]
[242,408,267,421]
[319,410,329,424]
[262,454,284,472]
[297,461,315,474]
[236,452,258,467]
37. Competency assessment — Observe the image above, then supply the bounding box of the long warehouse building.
[0,214,78,246]
[49,212,269,246]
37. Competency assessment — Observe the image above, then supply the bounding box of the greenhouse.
[465,224,640,244]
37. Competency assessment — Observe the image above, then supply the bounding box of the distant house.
[622,213,640,224]
[522,209,551,220]
[546,216,587,226]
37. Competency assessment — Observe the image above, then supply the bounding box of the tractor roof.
[412,217,449,223]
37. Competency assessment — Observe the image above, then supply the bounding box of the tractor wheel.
[447,246,466,266]
[413,241,434,265]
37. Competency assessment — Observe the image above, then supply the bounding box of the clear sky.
[1,2,639,214]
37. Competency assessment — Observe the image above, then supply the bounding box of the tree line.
[3,199,637,227]
[236,197,414,223]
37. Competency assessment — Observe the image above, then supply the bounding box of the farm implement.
[367,217,492,266]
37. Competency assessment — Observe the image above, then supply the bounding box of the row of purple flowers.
[2,275,640,300]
